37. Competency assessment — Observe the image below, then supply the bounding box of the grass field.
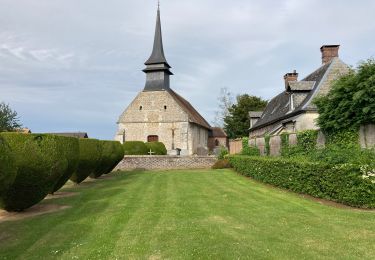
[0,169,374,259]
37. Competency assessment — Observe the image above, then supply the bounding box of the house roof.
[288,81,315,91]
[251,60,334,130]
[209,127,227,138]
[249,111,263,118]
[50,132,89,139]
[168,89,211,130]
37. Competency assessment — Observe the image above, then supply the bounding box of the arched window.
[139,106,143,111]
[147,135,159,142]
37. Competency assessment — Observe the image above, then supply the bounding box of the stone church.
[115,7,211,155]
[249,45,350,137]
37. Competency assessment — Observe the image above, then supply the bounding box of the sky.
[1,0,375,140]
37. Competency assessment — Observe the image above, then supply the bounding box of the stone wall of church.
[115,90,209,155]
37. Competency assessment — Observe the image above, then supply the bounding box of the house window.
[147,135,159,142]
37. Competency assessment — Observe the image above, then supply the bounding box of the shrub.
[91,141,124,178]
[51,137,80,193]
[228,155,375,208]
[0,133,70,211]
[0,136,16,204]
[123,141,148,155]
[241,137,260,156]
[212,159,231,169]
[315,59,375,134]
[145,142,167,155]
[217,146,229,160]
[70,139,102,184]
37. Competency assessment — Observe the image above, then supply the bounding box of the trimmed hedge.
[0,136,16,204]
[228,155,375,208]
[123,141,148,155]
[0,133,70,211]
[51,136,80,193]
[90,140,124,178]
[70,139,102,184]
[145,142,167,155]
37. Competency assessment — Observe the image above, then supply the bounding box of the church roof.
[145,8,170,67]
[209,127,227,138]
[251,60,335,130]
[168,90,211,130]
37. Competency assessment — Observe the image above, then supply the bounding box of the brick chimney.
[284,70,298,89]
[321,45,340,64]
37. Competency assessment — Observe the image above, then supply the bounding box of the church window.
[139,106,143,111]
[147,135,159,142]
[164,105,167,110]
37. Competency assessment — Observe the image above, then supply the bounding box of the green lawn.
[0,169,374,259]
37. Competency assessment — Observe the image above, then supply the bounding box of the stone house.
[115,7,211,156]
[208,127,228,150]
[249,45,350,138]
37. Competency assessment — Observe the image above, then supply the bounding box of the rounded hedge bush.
[90,141,124,178]
[145,142,167,155]
[50,136,80,193]
[0,133,70,211]
[123,141,148,155]
[0,136,17,206]
[70,138,102,184]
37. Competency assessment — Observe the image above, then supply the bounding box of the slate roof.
[251,61,332,130]
[289,81,315,91]
[249,111,263,118]
[168,90,211,130]
[209,127,227,138]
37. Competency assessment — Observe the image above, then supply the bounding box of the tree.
[224,95,267,139]
[315,59,375,134]
[212,87,234,127]
[0,102,22,132]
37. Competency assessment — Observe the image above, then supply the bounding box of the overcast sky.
[1,0,374,139]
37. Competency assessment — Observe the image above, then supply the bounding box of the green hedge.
[123,141,148,155]
[145,142,167,155]
[90,141,124,178]
[51,137,80,193]
[0,133,70,211]
[70,139,102,184]
[0,136,16,204]
[228,155,375,208]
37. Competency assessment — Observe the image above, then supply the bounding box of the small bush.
[0,133,70,211]
[51,137,80,193]
[228,155,375,208]
[91,141,124,178]
[0,136,16,204]
[241,137,260,156]
[145,142,167,155]
[123,141,148,155]
[70,139,102,184]
[212,159,231,169]
[217,146,229,160]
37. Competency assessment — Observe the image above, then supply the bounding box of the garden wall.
[229,139,242,154]
[249,124,374,156]
[115,155,217,171]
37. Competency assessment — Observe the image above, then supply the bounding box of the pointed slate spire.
[145,7,170,67]
[143,6,173,91]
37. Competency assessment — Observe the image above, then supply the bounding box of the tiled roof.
[209,127,227,137]
[249,111,264,118]
[289,81,315,91]
[168,90,211,130]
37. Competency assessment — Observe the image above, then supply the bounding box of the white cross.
[148,149,155,155]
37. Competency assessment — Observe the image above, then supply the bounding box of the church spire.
[143,5,173,91]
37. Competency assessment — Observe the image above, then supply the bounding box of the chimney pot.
[321,45,340,64]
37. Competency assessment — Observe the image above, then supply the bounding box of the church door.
[147,135,159,142]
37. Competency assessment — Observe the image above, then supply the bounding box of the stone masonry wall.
[115,156,217,171]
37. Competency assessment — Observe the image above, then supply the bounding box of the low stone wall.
[248,124,375,156]
[115,155,217,171]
